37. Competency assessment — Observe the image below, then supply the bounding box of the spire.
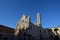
[36,12,42,27]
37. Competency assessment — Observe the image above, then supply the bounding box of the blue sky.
[0,0,60,28]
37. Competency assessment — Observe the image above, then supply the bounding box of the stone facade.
[0,25,15,40]
[0,13,60,40]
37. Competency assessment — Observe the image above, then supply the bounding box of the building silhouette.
[0,12,60,40]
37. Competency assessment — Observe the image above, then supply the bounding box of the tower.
[15,14,30,36]
[36,12,42,27]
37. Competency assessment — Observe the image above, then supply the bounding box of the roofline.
[0,24,15,30]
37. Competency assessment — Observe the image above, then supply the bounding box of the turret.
[36,12,42,27]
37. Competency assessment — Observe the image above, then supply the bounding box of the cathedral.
[0,12,60,40]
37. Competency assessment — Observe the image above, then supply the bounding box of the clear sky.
[0,0,60,28]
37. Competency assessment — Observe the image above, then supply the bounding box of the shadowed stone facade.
[0,13,60,40]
